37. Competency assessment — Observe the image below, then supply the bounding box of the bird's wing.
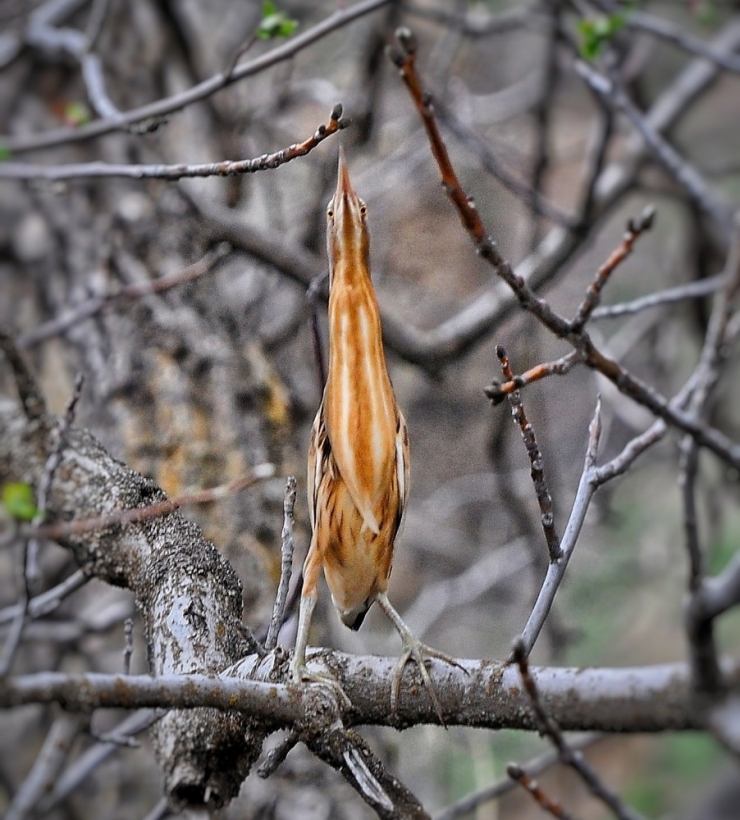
[307,403,329,534]
[394,410,410,537]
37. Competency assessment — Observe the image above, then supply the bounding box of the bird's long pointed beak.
[335,145,355,203]
[327,147,369,282]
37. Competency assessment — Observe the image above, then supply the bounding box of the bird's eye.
[327,207,334,219]
[360,203,367,217]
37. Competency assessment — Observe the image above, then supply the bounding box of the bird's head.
[326,147,370,284]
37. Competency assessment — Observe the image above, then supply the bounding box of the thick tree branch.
[1,653,737,734]
[0,400,266,810]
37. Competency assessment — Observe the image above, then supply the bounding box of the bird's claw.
[291,663,352,711]
[391,637,464,727]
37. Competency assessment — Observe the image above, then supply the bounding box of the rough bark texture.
[0,401,264,808]
[3,0,740,817]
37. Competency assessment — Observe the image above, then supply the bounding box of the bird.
[290,147,459,719]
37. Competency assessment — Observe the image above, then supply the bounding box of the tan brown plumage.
[290,149,457,718]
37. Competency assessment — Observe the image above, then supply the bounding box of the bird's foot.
[391,635,466,727]
[290,658,352,711]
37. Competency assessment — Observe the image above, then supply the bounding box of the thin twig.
[305,721,428,818]
[265,477,297,651]
[307,270,329,394]
[517,398,602,656]
[88,724,140,748]
[578,94,614,223]
[39,709,164,812]
[0,330,47,419]
[591,274,723,320]
[681,215,740,695]
[506,763,577,820]
[487,205,655,401]
[3,0,392,154]
[122,617,134,675]
[434,734,602,820]
[0,374,83,677]
[0,105,349,181]
[513,641,645,820]
[27,0,120,119]
[496,345,561,561]
[18,243,230,349]
[575,60,733,244]
[27,463,276,542]
[434,100,577,228]
[141,798,171,820]
[5,712,82,820]
[402,3,542,38]
[570,205,656,331]
[84,0,113,51]
[485,350,580,405]
[0,568,89,625]
[529,0,562,248]
[628,11,740,74]
[590,419,665,485]
[389,32,740,470]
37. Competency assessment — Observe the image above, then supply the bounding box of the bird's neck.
[327,259,386,366]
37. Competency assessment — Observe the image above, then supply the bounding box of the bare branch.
[0,106,349,181]
[0,374,83,677]
[591,275,723,320]
[433,100,577,228]
[26,0,120,119]
[265,476,297,651]
[590,419,666,485]
[0,330,47,420]
[570,205,656,332]
[257,730,299,779]
[485,351,580,405]
[496,345,561,561]
[39,709,164,813]
[305,720,429,819]
[595,3,740,74]
[516,399,602,657]
[435,735,603,820]
[122,617,134,675]
[18,244,231,349]
[0,402,269,808]
[681,215,740,695]
[27,463,276,542]
[5,712,83,820]
[0,567,89,625]
[2,0,393,154]
[84,0,114,50]
[389,29,740,470]
[141,798,171,820]
[696,554,740,622]
[575,60,734,244]
[513,643,645,820]
[506,763,576,820]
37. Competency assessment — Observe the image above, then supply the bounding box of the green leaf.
[2,482,38,522]
[257,1,298,40]
[577,13,626,61]
[0,145,11,161]
[64,102,91,126]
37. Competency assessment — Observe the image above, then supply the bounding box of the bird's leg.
[374,591,463,724]
[290,543,351,709]
[290,590,316,682]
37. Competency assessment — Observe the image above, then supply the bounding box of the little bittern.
[290,148,457,718]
